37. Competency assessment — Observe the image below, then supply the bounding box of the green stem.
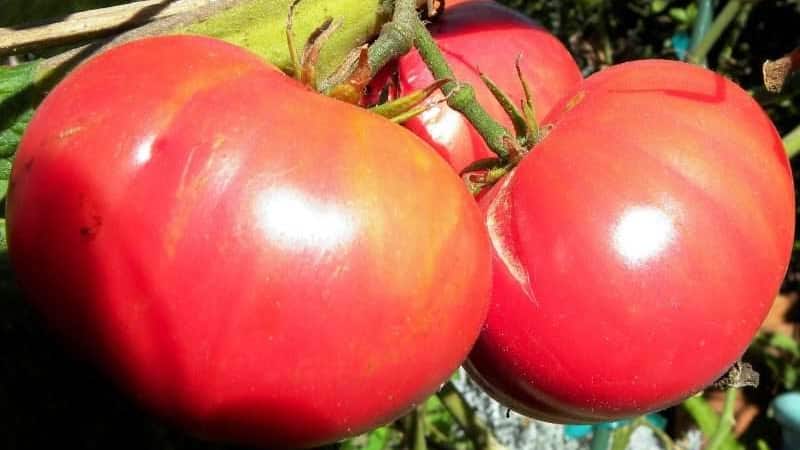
[682,395,742,450]
[367,0,418,77]
[411,18,515,161]
[784,124,800,158]
[687,0,743,65]
[706,389,738,450]
[716,1,753,71]
[436,382,489,450]
[408,405,428,450]
[590,426,612,450]
[436,381,510,450]
[689,0,714,65]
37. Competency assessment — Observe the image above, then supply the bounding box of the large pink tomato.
[370,0,582,173]
[466,60,795,423]
[5,36,491,447]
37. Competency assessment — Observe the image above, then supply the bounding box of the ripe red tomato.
[466,59,795,423]
[5,36,491,447]
[368,0,582,173]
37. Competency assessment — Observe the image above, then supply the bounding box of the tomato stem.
[411,17,518,161]
[687,0,743,65]
[705,389,738,450]
[369,0,418,77]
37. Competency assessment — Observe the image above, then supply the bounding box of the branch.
[1,0,227,57]
[763,47,800,93]
[38,0,243,74]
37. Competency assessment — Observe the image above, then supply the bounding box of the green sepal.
[515,57,539,146]
[370,78,449,121]
[480,72,529,143]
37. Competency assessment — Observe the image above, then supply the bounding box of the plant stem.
[437,381,508,450]
[706,389,738,450]
[590,426,612,450]
[367,0,418,77]
[408,405,428,450]
[681,395,742,450]
[687,0,743,65]
[0,0,224,57]
[411,18,515,161]
[764,48,800,93]
[716,1,753,71]
[689,0,714,65]
[784,124,800,158]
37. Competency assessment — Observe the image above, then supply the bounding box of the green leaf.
[768,331,800,356]
[1,61,38,200]
[340,426,392,450]
[784,365,798,390]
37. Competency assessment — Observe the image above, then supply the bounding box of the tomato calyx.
[369,78,453,123]
[286,0,348,93]
[460,58,554,196]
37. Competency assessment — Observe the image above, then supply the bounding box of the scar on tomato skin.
[80,215,103,240]
[24,158,34,172]
[212,134,226,151]
[563,90,587,113]
[58,126,84,141]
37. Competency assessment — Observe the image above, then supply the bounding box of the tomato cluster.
[3,0,794,447]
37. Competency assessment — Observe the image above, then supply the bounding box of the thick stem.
[687,0,744,65]
[705,389,738,450]
[784,124,800,158]
[764,48,800,93]
[411,18,515,161]
[368,0,418,76]
[0,0,222,57]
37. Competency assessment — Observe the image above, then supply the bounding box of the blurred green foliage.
[0,0,132,28]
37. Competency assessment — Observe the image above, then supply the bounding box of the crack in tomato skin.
[6,35,491,449]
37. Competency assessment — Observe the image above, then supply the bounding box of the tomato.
[5,36,491,447]
[466,60,795,423]
[368,0,582,173]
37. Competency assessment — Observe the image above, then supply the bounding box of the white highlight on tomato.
[255,187,356,251]
[419,100,465,148]
[132,134,156,166]
[612,206,675,267]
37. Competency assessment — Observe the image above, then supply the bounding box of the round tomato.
[5,36,491,447]
[368,0,582,173]
[466,59,795,423]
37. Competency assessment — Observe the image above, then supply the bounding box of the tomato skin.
[467,60,795,422]
[370,0,582,173]
[6,36,491,448]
